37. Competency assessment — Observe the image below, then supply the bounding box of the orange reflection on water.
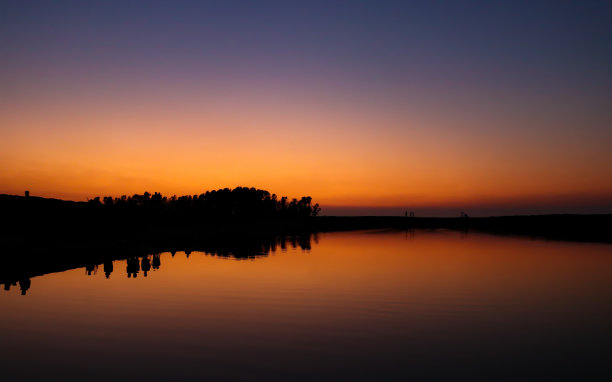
[2,230,611,322]
[0,230,611,381]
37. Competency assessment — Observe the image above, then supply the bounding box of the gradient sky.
[1,0,611,215]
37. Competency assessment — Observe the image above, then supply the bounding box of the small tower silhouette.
[25,190,29,198]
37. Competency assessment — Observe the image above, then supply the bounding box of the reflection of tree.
[141,256,151,277]
[126,257,140,278]
[152,254,160,269]
[0,233,314,293]
[104,260,113,278]
[85,263,97,276]
[194,233,313,260]
[19,278,30,295]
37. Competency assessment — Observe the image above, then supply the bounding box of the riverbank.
[2,193,611,286]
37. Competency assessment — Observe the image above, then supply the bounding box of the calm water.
[1,230,611,381]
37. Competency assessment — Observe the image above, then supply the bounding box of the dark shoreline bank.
[2,193,610,242]
[1,193,611,290]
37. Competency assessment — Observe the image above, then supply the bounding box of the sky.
[1,0,611,216]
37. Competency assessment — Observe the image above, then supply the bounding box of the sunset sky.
[1,1,611,215]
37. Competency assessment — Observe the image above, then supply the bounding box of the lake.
[1,229,611,381]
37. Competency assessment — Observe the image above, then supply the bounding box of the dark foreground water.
[1,230,611,381]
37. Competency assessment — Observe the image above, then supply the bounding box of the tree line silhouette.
[0,187,322,244]
[87,187,321,219]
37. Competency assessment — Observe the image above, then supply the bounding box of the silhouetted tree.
[78,187,320,235]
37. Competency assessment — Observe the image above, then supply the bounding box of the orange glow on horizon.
[1,1,611,216]
[1,78,611,213]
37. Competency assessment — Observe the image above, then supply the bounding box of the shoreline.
[1,193,611,287]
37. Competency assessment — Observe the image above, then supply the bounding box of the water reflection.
[0,230,611,381]
[0,233,315,294]
[141,256,151,276]
[152,253,160,270]
[85,264,97,276]
[126,257,140,278]
[3,279,30,295]
[103,260,113,278]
